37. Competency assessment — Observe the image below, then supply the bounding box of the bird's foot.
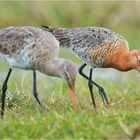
[98,87,109,107]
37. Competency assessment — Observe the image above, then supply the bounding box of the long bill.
[69,84,78,111]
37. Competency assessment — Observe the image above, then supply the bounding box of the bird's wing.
[69,27,128,50]
[67,27,129,66]
[0,26,37,55]
[44,26,129,51]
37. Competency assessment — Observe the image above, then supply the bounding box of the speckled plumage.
[0,26,59,71]
[44,27,129,68]
[43,26,140,108]
[0,26,78,114]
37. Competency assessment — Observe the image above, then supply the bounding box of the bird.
[43,26,140,107]
[0,26,78,118]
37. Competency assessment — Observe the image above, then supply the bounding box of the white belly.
[2,54,31,69]
[1,42,36,69]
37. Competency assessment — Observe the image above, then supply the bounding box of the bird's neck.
[107,50,137,71]
[39,59,64,78]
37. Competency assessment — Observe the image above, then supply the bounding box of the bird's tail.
[42,26,71,48]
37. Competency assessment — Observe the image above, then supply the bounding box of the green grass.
[0,67,140,139]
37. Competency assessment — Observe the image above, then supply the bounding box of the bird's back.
[0,26,54,54]
[44,26,129,68]
[0,26,59,70]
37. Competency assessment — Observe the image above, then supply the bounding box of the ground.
[0,63,140,139]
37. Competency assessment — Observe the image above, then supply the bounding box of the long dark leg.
[33,70,46,113]
[78,63,109,106]
[1,68,12,118]
[88,69,96,107]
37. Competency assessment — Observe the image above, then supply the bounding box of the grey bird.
[0,26,78,118]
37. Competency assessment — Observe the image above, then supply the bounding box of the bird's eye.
[136,56,140,64]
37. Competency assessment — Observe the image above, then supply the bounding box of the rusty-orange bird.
[43,26,140,107]
[0,26,78,118]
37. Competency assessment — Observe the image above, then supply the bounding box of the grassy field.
[0,1,140,139]
[0,61,140,139]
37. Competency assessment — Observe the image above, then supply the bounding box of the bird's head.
[113,50,140,72]
[61,59,77,89]
[60,59,78,110]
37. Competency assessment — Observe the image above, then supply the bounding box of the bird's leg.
[95,83,108,106]
[88,68,96,108]
[90,79,108,106]
[1,68,12,119]
[78,63,109,106]
[33,70,46,113]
